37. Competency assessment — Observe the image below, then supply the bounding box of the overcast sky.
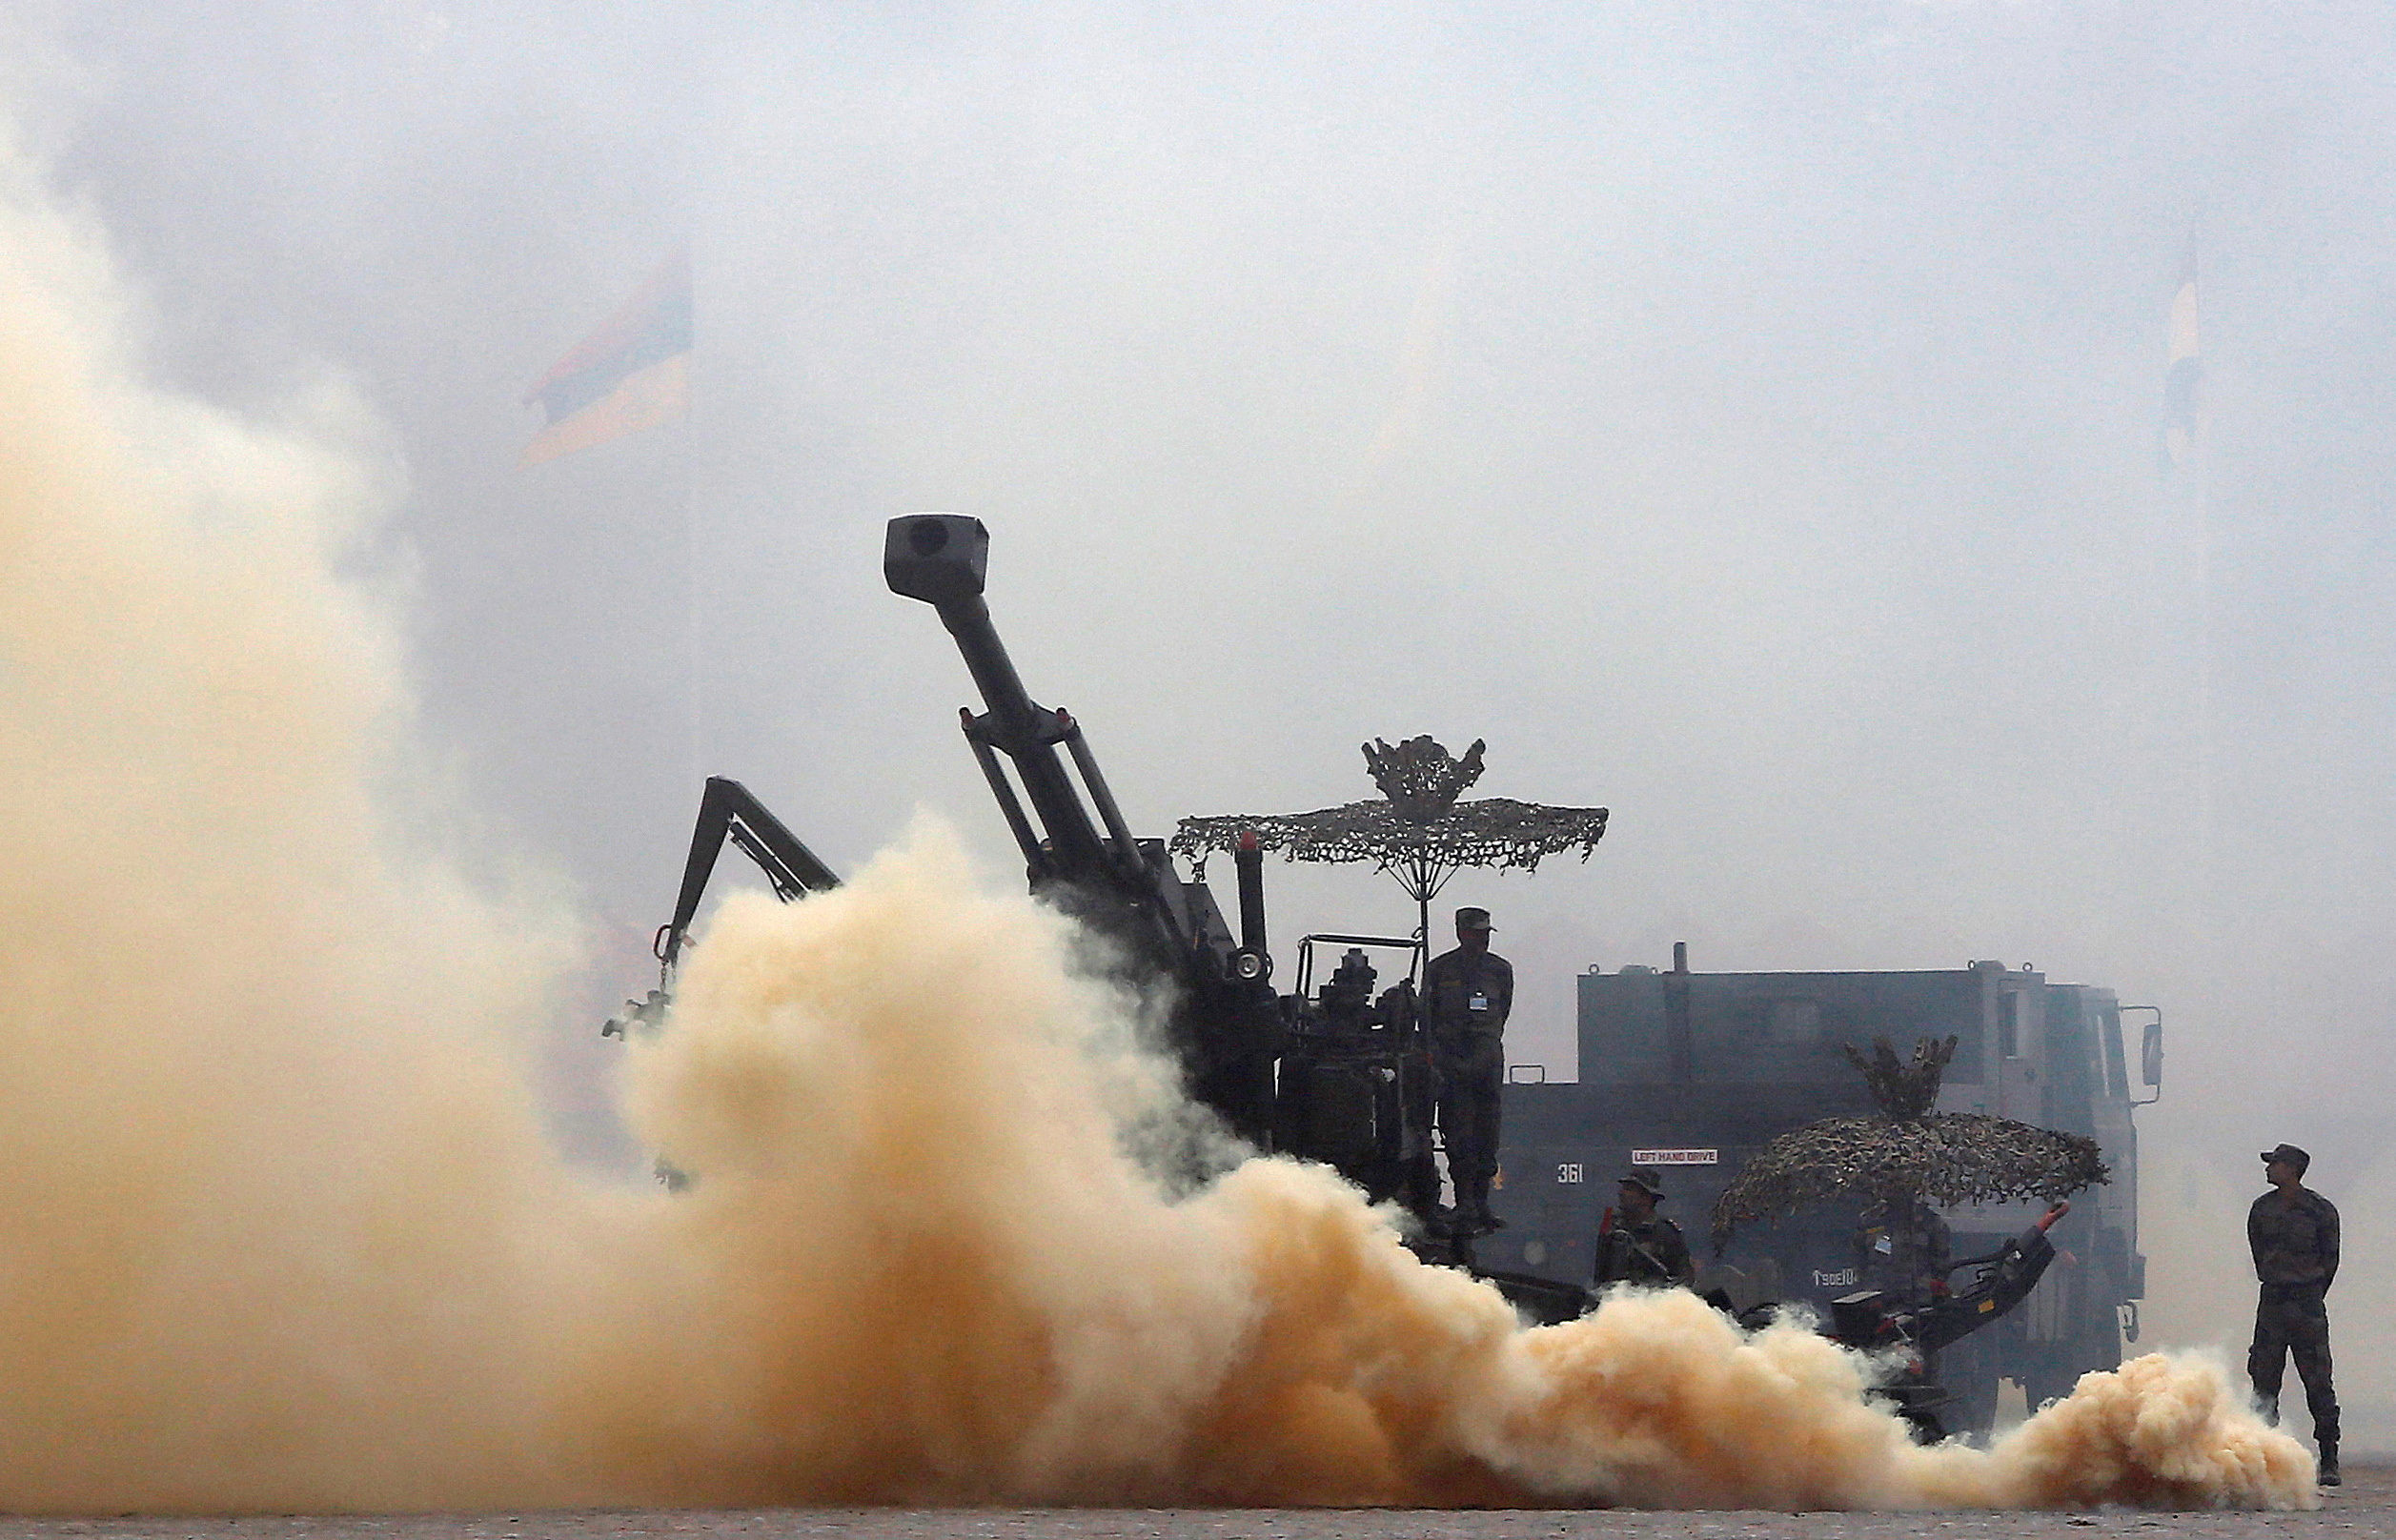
[12,0,2396,1363]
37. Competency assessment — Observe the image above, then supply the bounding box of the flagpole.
[2193,403,2213,937]
[682,248,702,803]
[2187,247,2215,968]
[2162,233,2212,972]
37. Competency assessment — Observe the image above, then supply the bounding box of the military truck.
[1494,953,2160,1432]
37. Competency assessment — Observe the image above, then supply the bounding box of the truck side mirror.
[2140,1019,2163,1088]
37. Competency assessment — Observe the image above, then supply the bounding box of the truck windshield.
[1578,971,1987,1084]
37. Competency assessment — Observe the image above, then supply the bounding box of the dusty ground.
[0,1468,2380,1540]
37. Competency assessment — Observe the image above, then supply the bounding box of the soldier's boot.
[2317,1440,2340,1487]
[1456,1178,1496,1234]
[2257,1395,2280,1428]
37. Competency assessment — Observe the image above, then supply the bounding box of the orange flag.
[520,250,691,468]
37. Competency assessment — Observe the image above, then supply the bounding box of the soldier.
[2249,1142,2340,1486]
[1423,904,1513,1233]
[1594,1170,1696,1288]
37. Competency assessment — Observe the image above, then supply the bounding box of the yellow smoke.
[0,130,2320,1512]
[0,123,598,1512]
[600,846,2317,1510]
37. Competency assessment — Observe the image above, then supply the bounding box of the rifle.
[1595,1206,1676,1285]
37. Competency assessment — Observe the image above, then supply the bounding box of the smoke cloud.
[0,121,599,1510]
[0,94,2321,1519]
[601,841,2315,1510]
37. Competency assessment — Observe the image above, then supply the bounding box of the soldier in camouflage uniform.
[1424,905,1513,1234]
[2249,1142,2340,1486]
[1594,1169,1697,1289]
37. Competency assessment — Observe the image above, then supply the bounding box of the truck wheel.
[2087,1307,2123,1372]
[1895,1396,1946,1446]
[1947,1369,1998,1438]
[2025,1315,2120,1409]
[2022,1357,2079,1412]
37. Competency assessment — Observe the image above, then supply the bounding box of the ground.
[0,1469,2382,1540]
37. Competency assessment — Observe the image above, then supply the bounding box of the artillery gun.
[881,514,1288,1143]
[1814,1201,2072,1442]
[608,517,1452,1223]
[611,516,1284,1141]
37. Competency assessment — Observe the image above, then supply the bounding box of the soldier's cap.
[1617,1170,1666,1199]
[2260,1143,2311,1172]
[1455,906,1494,932]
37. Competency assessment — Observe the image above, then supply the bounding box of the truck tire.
[1938,1333,2000,1438]
[2021,1350,2080,1411]
[1947,1368,1999,1439]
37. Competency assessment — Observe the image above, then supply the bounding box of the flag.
[519,250,691,468]
[2161,242,2202,476]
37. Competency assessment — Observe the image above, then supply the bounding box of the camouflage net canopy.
[1709,1035,2108,1247]
[1171,737,1610,920]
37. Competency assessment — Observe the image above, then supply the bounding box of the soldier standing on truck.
[1424,905,1512,1233]
[2249,1142,2341,1487]
[1594,1169,1696,1288]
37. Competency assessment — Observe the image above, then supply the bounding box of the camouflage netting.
[1172,795,1612,875]
[1170,735,1610,888]
[1844,1034,1957,1121]
[1709,1035,2107,1247]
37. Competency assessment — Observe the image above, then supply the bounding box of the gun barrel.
[883,514,1113,878]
